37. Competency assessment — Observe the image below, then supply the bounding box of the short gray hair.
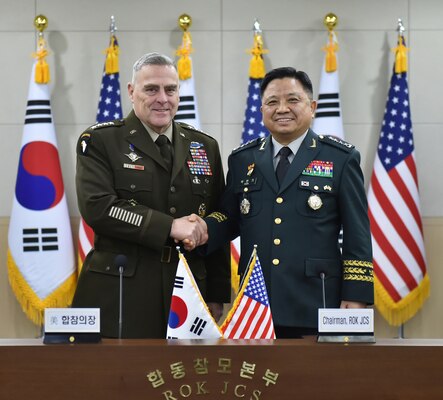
[131,52,177,83]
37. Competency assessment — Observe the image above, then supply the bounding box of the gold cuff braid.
[343,260,374,283]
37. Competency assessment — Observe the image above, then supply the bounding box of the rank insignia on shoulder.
[232,137,265,154]
[318,135,354,152]
[90,121,116,130]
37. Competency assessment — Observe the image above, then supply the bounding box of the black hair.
[260,67,313,100]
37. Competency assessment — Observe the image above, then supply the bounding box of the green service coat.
[206,130,374,329]
[72,111,230,338]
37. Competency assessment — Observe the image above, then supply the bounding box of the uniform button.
[130,184,136,190]
[274,238,281,245]
[244,187,249,193]
[314,185,319,190]
[272,259,280,266]
[276,197,283,204]
[274,218,282,224]
[170,186,176,193]
[105,266,111,271]
[169,207,177,214]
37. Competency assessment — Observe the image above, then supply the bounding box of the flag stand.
[398,324,404,339]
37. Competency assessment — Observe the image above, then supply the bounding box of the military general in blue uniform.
[204,67,374,338]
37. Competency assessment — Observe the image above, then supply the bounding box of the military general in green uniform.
[72,53,230,338]
[201,67,374,338]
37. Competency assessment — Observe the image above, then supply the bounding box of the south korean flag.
[174,66,201,129]
[167,252,222,339]
[312,31,344,140]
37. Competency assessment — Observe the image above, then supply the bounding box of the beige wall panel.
[404,218,443,338]
[0,33,35,124]
[0,0,35,31]
[409,31,443,124]
[413,125,443,217]
[201,124,222,148]
[343,123,379,184]
[221,123,243,160]
[221,31,254,125]
[410,0,443,29]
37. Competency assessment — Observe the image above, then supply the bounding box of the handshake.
[170,214,208,251]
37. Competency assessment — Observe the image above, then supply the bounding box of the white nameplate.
[44,308,100,333]
[318,308,374,333]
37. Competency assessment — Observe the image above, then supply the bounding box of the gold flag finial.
[324,13,338,32]
[176,14,194,80]
[178,13,192,31]
[322,13,339,72]
[33,15,50,83]
[34,15,48,32]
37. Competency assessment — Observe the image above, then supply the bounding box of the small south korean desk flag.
[167,251,222,339]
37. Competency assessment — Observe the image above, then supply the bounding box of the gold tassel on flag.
[104,16,119,75]
[393,19,408,73]
[176,14,194,80]
[33,15,50,84]
[105,35,119,74]
[323,13,338,73]
[247,19,268,79]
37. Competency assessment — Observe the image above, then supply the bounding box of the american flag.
[78,35,123,265]
[241,78,269,144]
[367,37,429,326]
[221,251,275,339]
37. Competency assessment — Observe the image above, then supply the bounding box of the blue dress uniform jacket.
[206,129,373,329]
[72,111,230,338]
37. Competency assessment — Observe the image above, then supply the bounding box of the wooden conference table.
[0,337,442,399]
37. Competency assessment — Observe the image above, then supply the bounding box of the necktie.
[276,146,292,186]
[156,135,172,172]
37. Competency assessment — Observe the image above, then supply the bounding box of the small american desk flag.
[367,36,429,326]
[221,248,275,339]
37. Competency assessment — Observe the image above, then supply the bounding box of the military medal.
[240,197,251,215]
[187,142,213,176]
[302,160,333,178]
[308,193,323,210]
[198,203,206,218]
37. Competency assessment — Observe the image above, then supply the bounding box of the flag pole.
[396,18,406,341]
[237,245,257,293]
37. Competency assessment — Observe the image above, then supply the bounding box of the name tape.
[44,308,100,333]
[318,308,374,333]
